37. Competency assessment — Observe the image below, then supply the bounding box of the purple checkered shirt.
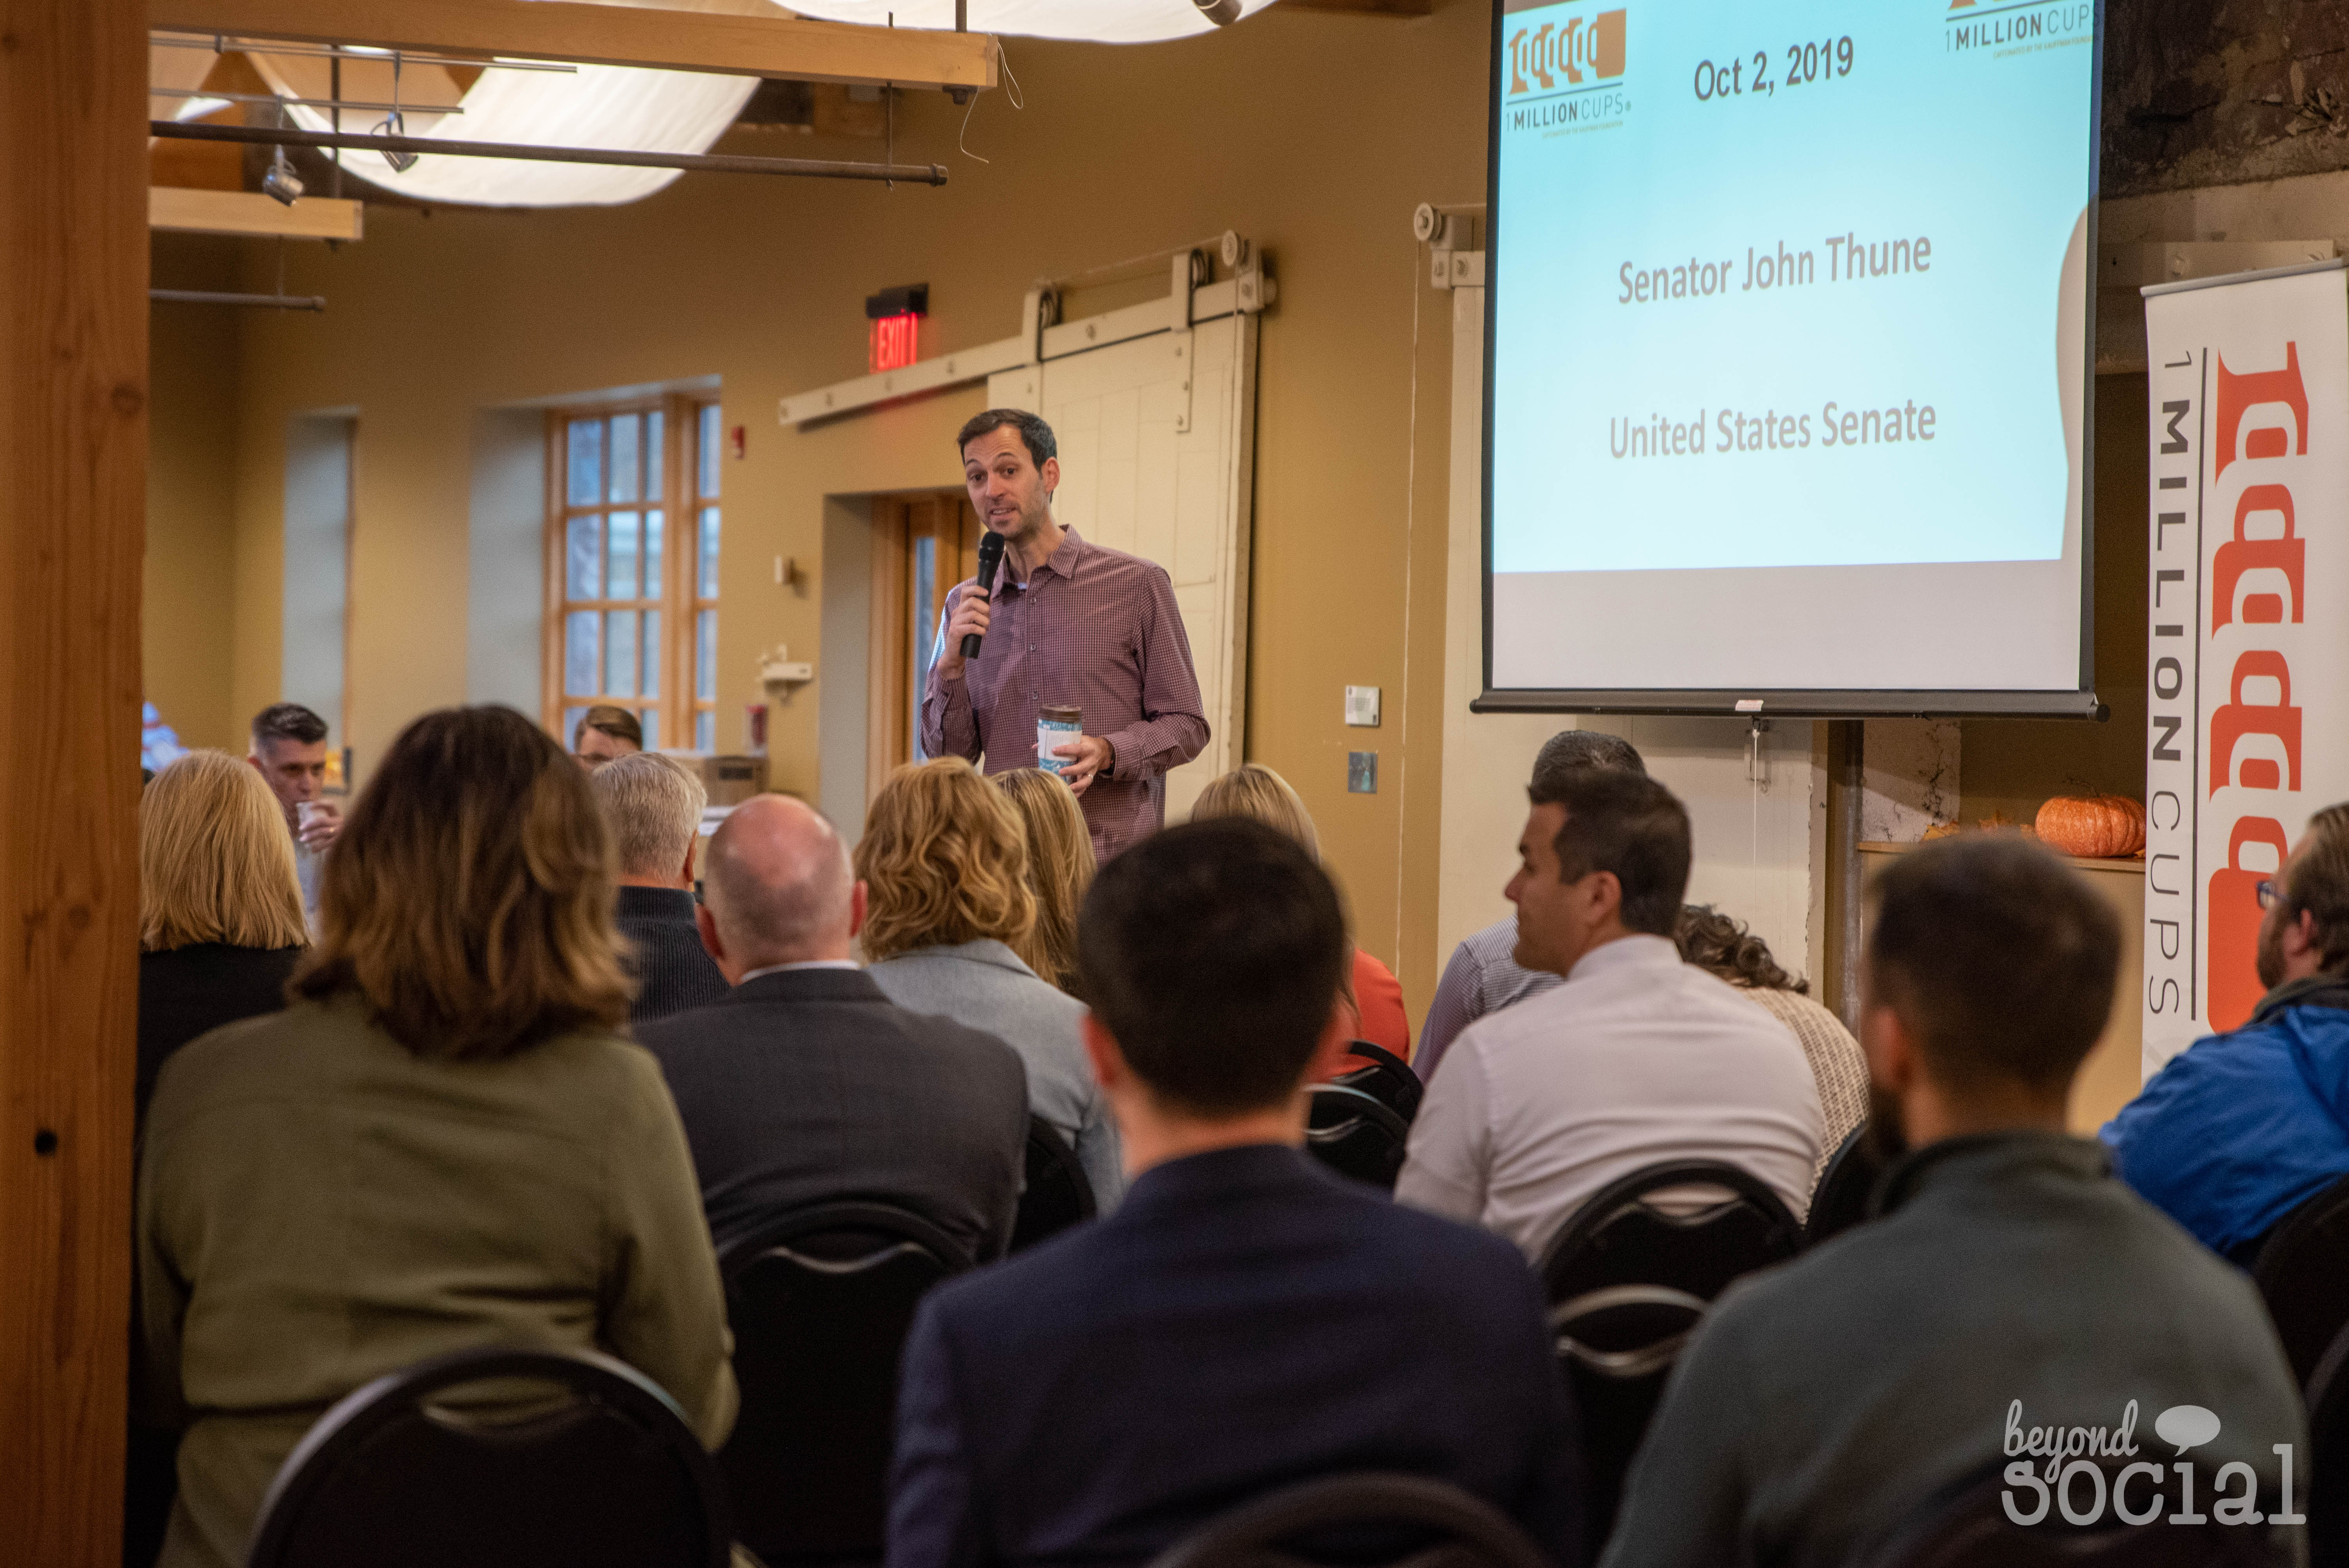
[920,528,1209,864]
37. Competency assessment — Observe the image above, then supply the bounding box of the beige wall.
[147,235,245,754]
[170,4,1492,1019]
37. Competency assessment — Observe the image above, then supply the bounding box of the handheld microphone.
[962,531,1006,660]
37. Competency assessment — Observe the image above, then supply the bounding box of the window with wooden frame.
[545,399,723,752]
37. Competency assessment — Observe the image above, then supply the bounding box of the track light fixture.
[262,144,304,206]
[375,55,420,173]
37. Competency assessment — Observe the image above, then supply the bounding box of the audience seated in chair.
[130,749,316,1568]
[861,758,1123,1212]
[1397,769,1821,1255]
[1416,730,1646,1082]
[637,792,1030,1261]
[135,705,736,1568]
[591,752,729,1025]
[571,703,643,770]
[2104,801,2349,1263]
[136,750,311,1134]
[1598,835,2304,1568]
[994,766,1094,1000]
[1191,762,1412,1071]
[887,818,1586,1568]
[1674,904,1869,1185]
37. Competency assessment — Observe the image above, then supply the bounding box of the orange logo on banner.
[2214,344,2309,482]
[2210,816,2290,1032]
[2210,650,2302,796]
[2205,341,2313,1030]
[2214,485,2304,630]
[1507,10,1626,97]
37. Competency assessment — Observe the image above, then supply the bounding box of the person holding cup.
[247,702,342,924]
[923,409,1210,866]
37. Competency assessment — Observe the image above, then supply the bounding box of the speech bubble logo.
[2155,1404,2221,1454]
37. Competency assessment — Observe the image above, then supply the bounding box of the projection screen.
[1480,0,2105,716]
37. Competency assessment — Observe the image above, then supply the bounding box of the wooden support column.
[0,0,148,1561]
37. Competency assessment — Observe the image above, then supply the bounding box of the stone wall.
[2105,0,2349,197]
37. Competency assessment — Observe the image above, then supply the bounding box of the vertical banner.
[2142,261,2349,1074]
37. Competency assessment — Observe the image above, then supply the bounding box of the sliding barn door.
[989,310,1257,823]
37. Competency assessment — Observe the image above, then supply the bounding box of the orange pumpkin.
[2034,794,2146,859]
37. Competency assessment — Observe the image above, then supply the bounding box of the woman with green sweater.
[135,706,736,1568]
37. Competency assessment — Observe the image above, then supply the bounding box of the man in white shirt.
[1396,769,1822,1258]
[1415,729,1646,1080]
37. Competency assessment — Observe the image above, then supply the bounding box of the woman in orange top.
[1189,763,1412,1071]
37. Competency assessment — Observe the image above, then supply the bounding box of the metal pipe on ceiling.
[149,120,950,186]
[150,289,327,311]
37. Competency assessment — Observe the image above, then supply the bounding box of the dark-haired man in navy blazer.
[887,818,1585,1568]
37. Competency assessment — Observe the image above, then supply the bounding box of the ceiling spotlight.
[1193,0,1242,22]
[373,112,419,175]
[262,145,304,207]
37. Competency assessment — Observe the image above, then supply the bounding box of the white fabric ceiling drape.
[154,0,1279,209]
[243,50,759,208]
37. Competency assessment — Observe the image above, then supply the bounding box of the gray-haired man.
[591,752,727,1023]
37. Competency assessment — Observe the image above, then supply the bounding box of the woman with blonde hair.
[859,758,1122,1210]
[1190,763,1413,1067]
[992,767,1095,997]
[136,751,312,1128]
[136,707,735,1568]
[129,751,314,1568]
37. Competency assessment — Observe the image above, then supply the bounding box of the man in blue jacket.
[886,817,1586,1568]
[2105,801,2349,1261]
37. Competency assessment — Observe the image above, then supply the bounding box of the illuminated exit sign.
[867,282,928,374]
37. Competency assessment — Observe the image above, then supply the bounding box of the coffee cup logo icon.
[2154,1404,2221,1455]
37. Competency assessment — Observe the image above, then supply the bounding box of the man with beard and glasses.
[1601,835,2302,1568]
[924,409,1208,866]
[2105,801,2349,1263]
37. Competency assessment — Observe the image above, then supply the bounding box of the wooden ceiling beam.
[149,187,365,240]
[149,0,998,92]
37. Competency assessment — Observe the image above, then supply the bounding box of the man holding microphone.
[923,409,1209,865]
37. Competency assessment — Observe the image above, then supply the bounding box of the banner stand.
[2141,258,2349,1074]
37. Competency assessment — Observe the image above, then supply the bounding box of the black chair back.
[1329,1041,1424,1124]
[1143,1472,1552,1568]
[2252,1169,2349,1386]
[245,1345,729,1568]
[1011,1115,1097,1254]
[1304,1083,1411,1192]
[1537,1160,1803,1558]
[1860,1457,2289,1568]
[1806,1125,1888,1249]
[719,1201,972,1565]
[2307,1319,2349,1568]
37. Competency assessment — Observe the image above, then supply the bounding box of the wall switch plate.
[1348,752,1378,794]
[1344,685,1382,727]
